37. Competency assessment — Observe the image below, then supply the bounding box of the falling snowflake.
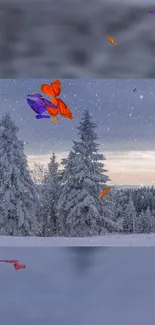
[140,95,143,99]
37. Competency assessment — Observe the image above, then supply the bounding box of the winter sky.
[0,78,155,186]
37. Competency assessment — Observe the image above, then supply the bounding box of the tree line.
[0,111,154,237]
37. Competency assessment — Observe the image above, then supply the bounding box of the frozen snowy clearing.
[1,241,155,324]
[0,234,155,246]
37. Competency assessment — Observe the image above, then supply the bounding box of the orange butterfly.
[99,186,111,199]
[41,80,73,123]
[107,36,119,46]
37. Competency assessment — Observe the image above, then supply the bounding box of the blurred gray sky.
[0,0,155,77]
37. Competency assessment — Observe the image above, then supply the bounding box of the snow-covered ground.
[1,0,155,77]
[1,233,155,246]
[1,238,155,325]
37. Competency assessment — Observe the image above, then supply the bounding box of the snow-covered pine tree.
[114,189,129,232]
[30,162,46,184]
[58,109,117,237]
[57,150,76,235]
[138,207,153,234]
[123,196,137,234]
[41,152,61,236]
[0,113,40,236]
[151,209,155,232]
[102,187,124,233]
[136,210,145,234]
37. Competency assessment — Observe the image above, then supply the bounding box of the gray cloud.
[0,0,155,77]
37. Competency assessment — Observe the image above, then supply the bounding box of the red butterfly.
[41,80,73,123]
[0,259,26,270]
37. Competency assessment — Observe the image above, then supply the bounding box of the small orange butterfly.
[41,80,73,123]
[99,187,111,199]
[107,36,119,46]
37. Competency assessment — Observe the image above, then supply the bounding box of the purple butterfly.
[149,10,155,14]
[27,94,58,119]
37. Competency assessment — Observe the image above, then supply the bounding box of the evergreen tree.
[41,153,61,236]
[58,109,117,237]
[0,113,40,236]
[123,196,137,234]
[136,210,145,234]
[138,207,153,233]
[30,162,46,184]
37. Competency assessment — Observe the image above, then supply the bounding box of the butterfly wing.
[99,187,111,198]
[51,98,73,120]
[50,80,61,97]
[41,84,54,97]
[108,36,114,44]
[46,106,59,117]
[36,115,50,119]
[41,80,61,97]
[14,262,26,270]
[0,260,19,263]
[27,98,46,114]
[43,98,59,109]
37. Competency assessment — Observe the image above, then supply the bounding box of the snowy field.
[1,233,155,246]
[1,239,155,325]
[1,0,155,77]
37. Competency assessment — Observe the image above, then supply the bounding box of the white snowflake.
[140,95,143,99]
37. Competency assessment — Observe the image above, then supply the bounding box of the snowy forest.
[0,110,155,237]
